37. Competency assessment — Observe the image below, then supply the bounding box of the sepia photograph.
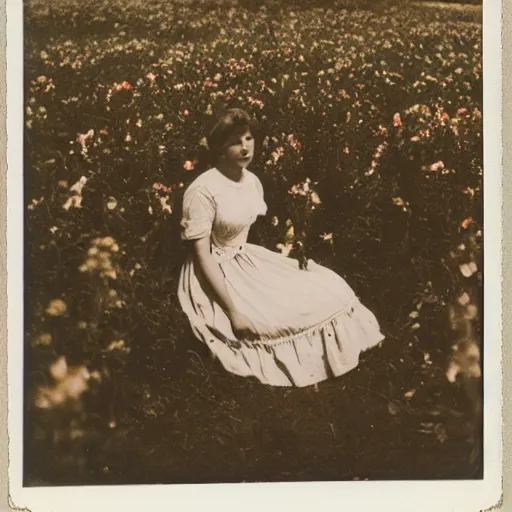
[6,0,503,508]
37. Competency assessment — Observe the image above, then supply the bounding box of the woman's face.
[220,128,255,170]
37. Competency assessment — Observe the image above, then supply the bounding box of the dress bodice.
[180,168,267,249]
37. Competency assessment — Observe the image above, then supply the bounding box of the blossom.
[159,196,172,215]
[458,293,470,306]
[65,371,89,399]
[393,113,402,127]
[152,182,173,194]
[446,361,460,383]
[310,192,321,205]
[34,362,91,408]
[459,262,478,278]
[439,112,450,122]
[50,356,68,381]
[106,340,131,353]
[106,197,118,210]
[35,333,53,346]
[77,129,94,146]
[96,236,115,248]
[430,161,445,172]
[287,134,302,151]
[461,217,473,229]
[45,299,68,317]
[183,160,196,171]
[146,72,156,81]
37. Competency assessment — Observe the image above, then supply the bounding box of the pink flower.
[183,109,190,116]
[287,134,302,151]
[393,113,403,127]
[120,81,132,91]
[152,182,173,193]
[457,107,468,117]
[146,72,156,81]
[461,217,473,230]
[77,129,94,145]
[430,161,445,172]
[183,160,196,171]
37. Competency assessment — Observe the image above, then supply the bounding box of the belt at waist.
[211,243,246,264]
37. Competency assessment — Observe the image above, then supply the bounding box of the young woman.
[178,108,384,387]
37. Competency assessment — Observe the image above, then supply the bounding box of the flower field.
[24,0,483,484]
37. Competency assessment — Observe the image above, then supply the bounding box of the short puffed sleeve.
[253,174,268,216]
[180,185,216,240]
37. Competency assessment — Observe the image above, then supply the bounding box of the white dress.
[178,167,385,387]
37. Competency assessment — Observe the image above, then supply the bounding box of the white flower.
[106,197,118,210]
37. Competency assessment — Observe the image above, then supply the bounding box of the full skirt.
[178,243,384,387]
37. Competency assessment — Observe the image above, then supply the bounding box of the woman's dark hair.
[205,108,262,164]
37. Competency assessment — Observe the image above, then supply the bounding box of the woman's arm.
[192,237,258,339]
[192,237,238,316]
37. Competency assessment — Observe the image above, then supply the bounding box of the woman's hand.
[229,310,259,341]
